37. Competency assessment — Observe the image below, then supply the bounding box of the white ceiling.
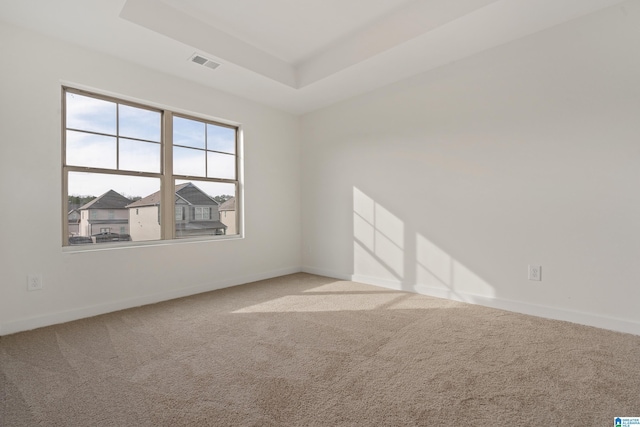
[160,0,418,65]
[0,0,629,114]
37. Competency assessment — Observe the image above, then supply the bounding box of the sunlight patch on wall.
[353,187,404,279]
[416,234,452,288]
[416,233,495,299]
[351,187,495,302]
[452,259,494,298]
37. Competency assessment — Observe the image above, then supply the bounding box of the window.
[194,207,211,220]
[63,87,240,246]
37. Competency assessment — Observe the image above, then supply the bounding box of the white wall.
[3,3,640,337]
[0,22,301,335]
[301,3,640,335]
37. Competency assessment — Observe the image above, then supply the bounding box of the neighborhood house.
[127,182,228,241]
[69,183,234,244]
[218,196,236,235]
[75,189,131,240]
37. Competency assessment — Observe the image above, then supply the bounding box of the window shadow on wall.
[353,187,495,303]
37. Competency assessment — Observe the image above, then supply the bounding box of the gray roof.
[127,182,219,208]
[219,197,236,211]
[80,190,132,210]
[127,183,189,208]
[177,183,219,206]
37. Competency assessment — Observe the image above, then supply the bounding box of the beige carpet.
[1,273,639,426]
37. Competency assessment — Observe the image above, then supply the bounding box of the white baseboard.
[0,266,301,336]
[5,266,638,337]
[301,266,352,281]
[340,272,640,336]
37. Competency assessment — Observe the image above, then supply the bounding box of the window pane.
[207,124,235,154]
[174,180,237,238]
[66,130,116,169]
[173,116,205,149]
[175,205,184,221]
[174,146,205,177]
[119,139,161,173]
[207,152,236,180]
[67,172,160,245]
[66,92,116,135]
[119,105,161,142]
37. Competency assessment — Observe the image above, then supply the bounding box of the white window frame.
[62,86,242,248]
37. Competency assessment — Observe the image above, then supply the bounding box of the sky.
[66,92,237,201]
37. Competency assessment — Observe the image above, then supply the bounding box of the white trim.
[348,273,640,336]
[120,0,297,88]
[301,266,352,281]
[0,266,301,336]
[5,267,638,337]
[62,233,244,254]
[301,266,640,336]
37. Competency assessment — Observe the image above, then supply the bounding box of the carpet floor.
[1,273,639,426]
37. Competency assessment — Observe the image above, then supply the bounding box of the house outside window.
[63,87,240,247]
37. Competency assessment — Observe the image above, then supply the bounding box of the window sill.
[62,233,244,254]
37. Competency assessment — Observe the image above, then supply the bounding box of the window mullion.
[62,87,69,245]
[204,121,209,178]
[161,111,175,240]
[116,105,120,170]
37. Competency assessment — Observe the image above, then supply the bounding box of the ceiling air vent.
[190,54,220,70]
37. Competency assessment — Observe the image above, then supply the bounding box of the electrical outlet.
[27,274,43,291]
[528,265,541,281]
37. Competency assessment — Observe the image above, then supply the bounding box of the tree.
[68,195,96,210]
[213,195,233,204]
